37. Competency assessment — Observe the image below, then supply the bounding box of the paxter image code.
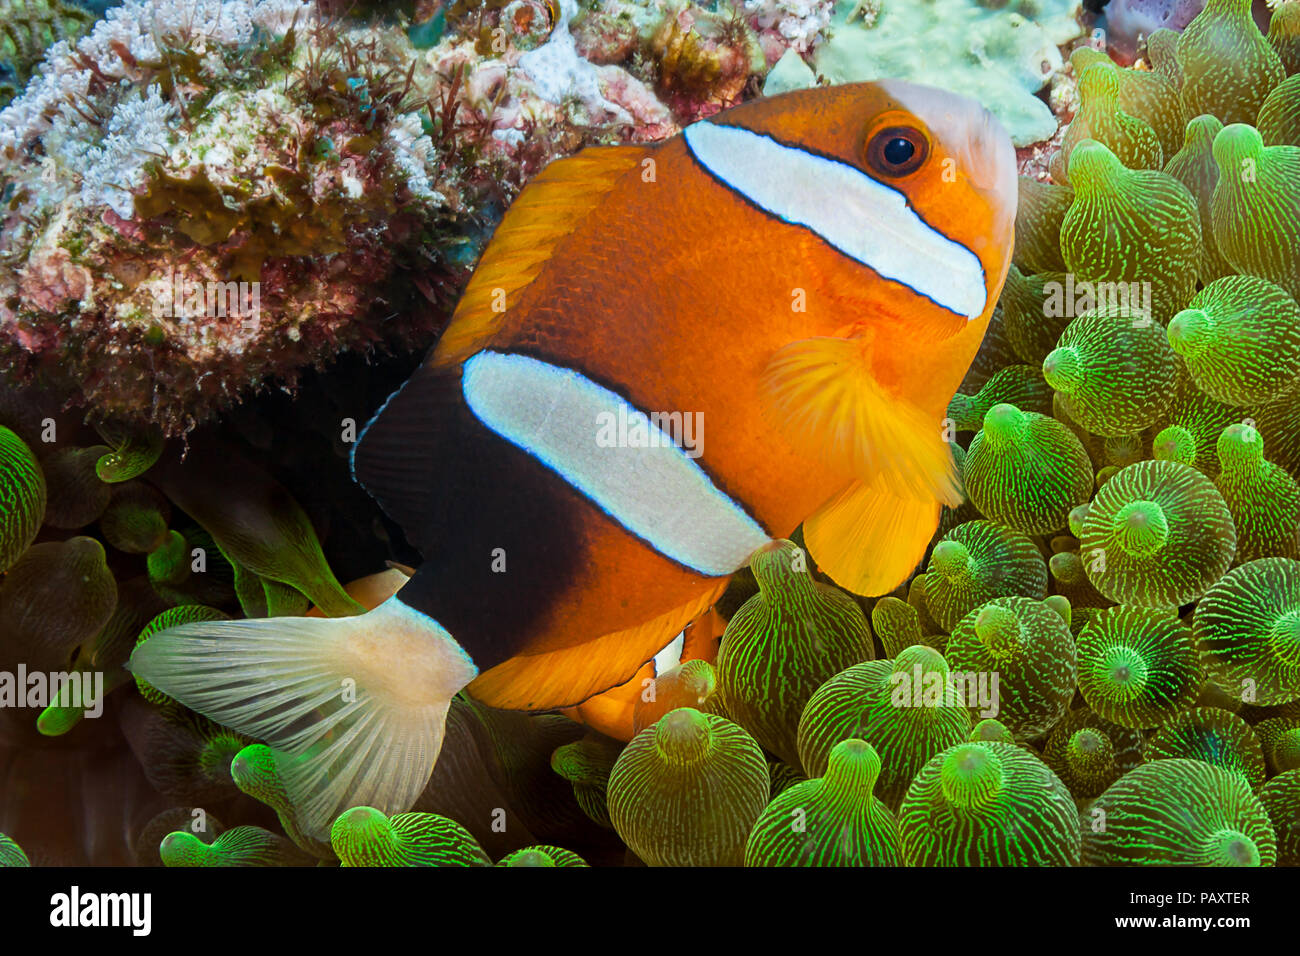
[0,0,1296,919]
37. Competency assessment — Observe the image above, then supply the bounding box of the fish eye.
[866,126,928,177]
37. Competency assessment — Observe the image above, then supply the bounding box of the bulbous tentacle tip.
[1078,60,1121,101]
[969,718,1015,744]
[1113,499,1171,557]
[939,744,1004,810]
[747,538,809,589]
[653,707,714,763]
[1209,829,1262,867]
[1066,139,1122,190]
[824,738,883,792]
[1105,647,1151,692]
[981,402,1026,441]
[1043,594,1072,627]
[1153,425,1198,467]
[1167,308,1212,356]
[1049,550,1084,584]
[1217,421,1263,455]
[333,806,387,834]
[1068,725,1115,762]
[1068,502,1092,536]
[893,642,949,677]
[973,603,1024,656]
[1212,122,1266,166]
[158,831,207,867]
[229,749,256,786]
[496,846,590,867]
[929,539,970,579]
[1211,426,1263,481]
[1042,346,1083,392]
[1183,113,1225,149]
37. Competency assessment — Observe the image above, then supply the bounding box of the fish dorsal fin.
[762,334,961,505]
[353,146,649,548]
[804,479,941,596]
[432,145,650,369]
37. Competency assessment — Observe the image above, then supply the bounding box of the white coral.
[385,112,445,204]
[744,0,836,55]
[0,0,310,157]
[517,0,635,124]
[69,86,179,217]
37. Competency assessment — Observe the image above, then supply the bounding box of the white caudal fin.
[126,597,478,841]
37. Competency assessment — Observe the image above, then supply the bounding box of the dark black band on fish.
[352,360,581,670]
[353,348,773,670]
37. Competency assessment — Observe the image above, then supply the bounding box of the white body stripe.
[462,351,771,577]
[683,121,987,320]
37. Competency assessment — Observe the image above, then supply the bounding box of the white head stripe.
[683,121,988,320]
[462,351,771,577]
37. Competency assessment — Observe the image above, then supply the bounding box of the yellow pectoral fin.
[762,334,961,505]
[803,480,942,597]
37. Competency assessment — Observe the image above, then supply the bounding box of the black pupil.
[883,137,915,166]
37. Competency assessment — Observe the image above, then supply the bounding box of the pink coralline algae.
[0,0,837,434]
[743,0,836,60]
[0,1,463,434]
[4,0,794,435]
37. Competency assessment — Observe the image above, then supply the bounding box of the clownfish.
[128,80,1017,838]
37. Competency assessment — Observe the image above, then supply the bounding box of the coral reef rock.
[797,0,1085,147]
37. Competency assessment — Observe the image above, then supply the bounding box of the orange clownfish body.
[130,80,1018,837]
